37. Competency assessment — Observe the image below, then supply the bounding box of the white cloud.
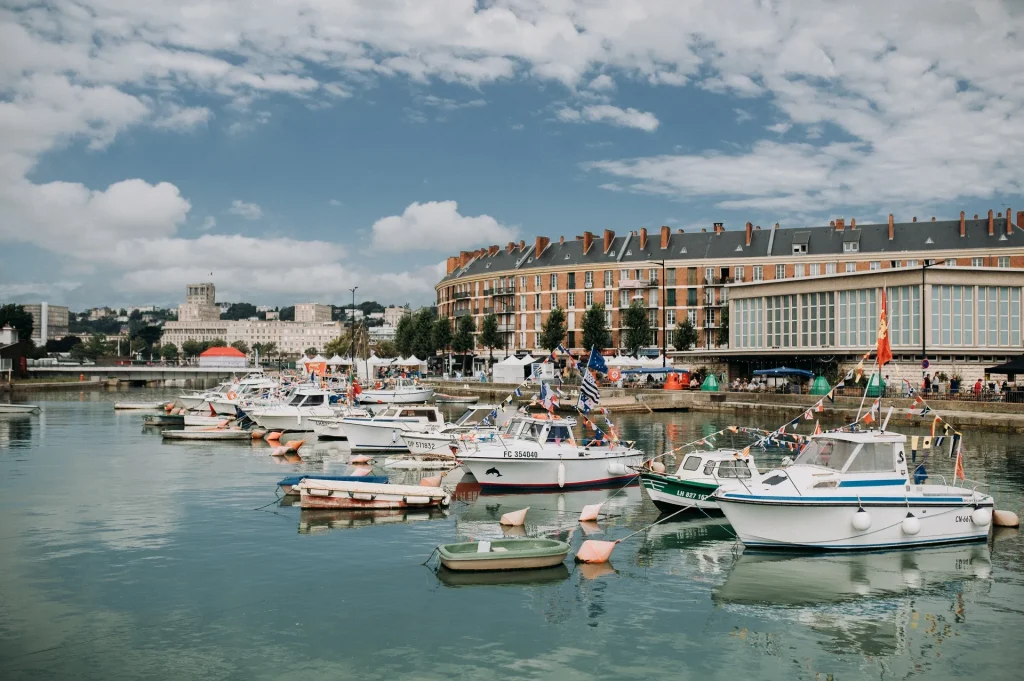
[370,201,516,252]
[767,122,791,134]
[228,200,263,220]
[588,74,615,91]
[734,108,753,123]
[557,105,660,131]
[419,95,487,110]
[328,199,343,207]
[200,216,216,230]
[153,105,213,131]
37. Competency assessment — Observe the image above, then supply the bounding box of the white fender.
[971,507,992,527]
[557,463,565,489]
[607,462,628,476]
[901,512,921,536]
[852,509,872,531]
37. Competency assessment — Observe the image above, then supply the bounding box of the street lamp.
[349,286,359,363]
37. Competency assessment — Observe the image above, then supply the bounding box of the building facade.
[384,306,410,326]
[435,209,1024,361]
[295,303,332,323]
[179,283,220,322]
[21,303,69,345]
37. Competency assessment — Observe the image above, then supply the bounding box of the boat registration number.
[504,451,538,458]
[674,489,710,500]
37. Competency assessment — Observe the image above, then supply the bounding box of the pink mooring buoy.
[500,507,529,526]
[575,539,618,564]
[579,503,604,522]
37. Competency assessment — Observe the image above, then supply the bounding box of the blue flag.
[587,347,608,374]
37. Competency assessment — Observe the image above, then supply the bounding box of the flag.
[804,409,813,420]
[949,432,961,458]
[513,387,522,397]
[827,389,836,403]
[578,368,601,412]
[922,436,932,448]
[931,415,941,436]
[954,446,966,481]
[876,288,893,366]
[854,361,865,383]
[815,402,824,413]
[813,420,822,435]
[587,347,608,374]
[540,383,558,411]
[863,412,875,424]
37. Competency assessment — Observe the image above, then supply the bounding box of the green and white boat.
[640,449,757,513]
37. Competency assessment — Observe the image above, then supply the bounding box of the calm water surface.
[1,389,1022,680]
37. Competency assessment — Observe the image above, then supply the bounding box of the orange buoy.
[351,454,373,464]
[265,431,282,442]
[419,475,442,487]
[251,429,266,440]
[575,539,617,564]
[285,439,305,451]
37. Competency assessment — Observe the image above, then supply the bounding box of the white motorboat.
[247,386,338,432]
[161,428,252,441]
[356,377,434,405]
[184,414,233,427]
[341,405,447,451]
[713,430,995,551]
[402,404,512,455]
[208,376,279,416]
[0,403,41,415]
[640,449,758,513]
[296,478,451,510]
[456,414,643,490]
[307,406,372,439]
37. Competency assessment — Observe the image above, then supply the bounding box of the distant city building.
[264,311,279,321]
[256,305,275,313]
[178,283,220,322]
[368,325,397,343]
[88,307,113,321]
[384,306,410,327]
[126,306,156,314]
[163,285,343,355]
[295,303,332,323]
[369,311,385,321]
[21,303,69,345]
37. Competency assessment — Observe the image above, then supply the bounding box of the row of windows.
[931,286,1021,347]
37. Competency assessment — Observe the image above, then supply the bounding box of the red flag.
[813,420,822,435]
[954,448,966,481]
[876,288,893,366]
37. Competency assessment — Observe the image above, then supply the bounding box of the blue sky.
[2,1,1022,310]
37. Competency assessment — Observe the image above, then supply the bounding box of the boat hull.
[342,420,416,451]
[0,404,41,414]
[209,399,239,416]
[403,432,459,455]
[437,539,570,572]
[176,396,205,410]
[250,408,335,432]
[309,419,348,439]
[161,429,251,441]
[640,472,721,511]
[114,402,166,410]
[716,495,993,550]
[460,450,642,490]
[184,414,231,427]
[357,387,434,404]
[297,479,449,510]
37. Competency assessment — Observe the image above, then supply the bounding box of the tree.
[331,306,347,321]
[305,346,317,357]
[222,303,258,320]
[45,336,81,353]
[132,325,162,348]
[161,343,179,361]
[230,340,249,354]
[279,306,295,321]
[394,314,416,356]
[357,300,385,317]
[70,334,111,362]
[0,304,33,341]
[623,300,651,356]
[479,313,504,362]
[323,336,347,357]
[411,308,437,359]
[204,338,226,350]
[432,317,452,353]
[716,307,729,347]
[252,342,277,359]
[452,314,476,373]
[539,307,567,352]
[581,304,611,353]
[376,340,398,358]
[181,340,203,358]
[673,316,699,351]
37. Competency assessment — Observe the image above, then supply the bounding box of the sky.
[1,0,1023,311]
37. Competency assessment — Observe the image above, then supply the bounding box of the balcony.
[703,277,734,286]
[497,324,515,332]
[453,291,470,300]
[619,278,659,289]
[454,309,473,318]
[489,285,515,296]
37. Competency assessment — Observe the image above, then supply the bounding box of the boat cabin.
[501,415,578,447]
[373,406,444,423]
[791,431,909,481]
[674,449,757,481]
[286,388,332,407]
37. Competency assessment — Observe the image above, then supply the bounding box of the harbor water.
[1,389,1022,680]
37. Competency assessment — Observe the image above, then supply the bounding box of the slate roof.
[440,216,1021,283]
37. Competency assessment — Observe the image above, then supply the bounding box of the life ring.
[608,368,621,381]
[226,391,238,400]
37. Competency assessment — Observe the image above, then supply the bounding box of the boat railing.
[920,473,990,494]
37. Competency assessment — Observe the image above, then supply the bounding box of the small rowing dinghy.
[143,414,185,426]
[434,393,480,405]
[437,538,570,572]
[0,403,41,415]
[161,428,252,441]
[297,479,450,510]
[114,402,168,410]
[277,474,389,496]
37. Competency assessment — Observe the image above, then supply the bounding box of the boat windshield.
[546,425,572,443]
[842,443,897,473]
[716,460,752,478]
[456,409,488,426]
[399,408,438,422]
[288,394,306,406]
[794,439,860,471]
[504,420,526,438]
[519,421,546,442]
[680,456,702,471]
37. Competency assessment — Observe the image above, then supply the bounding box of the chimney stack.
[836,218,845,230]
[888,214,894,241]
[988,209,994,236]
[519,239,526,251]
[446,256,459,274]
[850,218,856,228]
[582,231,594,254]
[660,225,670,249]
[960,211,966,237]
[701,228,706,233]
[829,220,836,227]
[1017,211,1024,233]
[459,250,472,268]
[744,221,753,247]
[639,227,648,249]
[559,235,565,245]
[506,241,515,253]
[1007,208,1014,236]
[488,245,499,256]
[912,217,917,222]
[603,229,615,253]
[774,222,779,229]
[534,236,550,258]
[974,214,979,219]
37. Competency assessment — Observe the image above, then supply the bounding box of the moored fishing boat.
[143,414,185,426]
[161,428,253,441]
[247,387,338,432]
[0,403,41,414]
[307,406,372,440]
[713,430,995,550]
[640,449,758,513]
[356,377,434,405]
[437,538,570,571]
[434,393,479,404]
[341,405,447,451]
[402,404,510,455]
[278,473,388,496]
[457,413,642,490]
[183,414,233,427]
[296,478,451,510]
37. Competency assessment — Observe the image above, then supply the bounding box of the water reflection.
[0,414,33,449]
[297,507,449,534]
[435,564,570,587]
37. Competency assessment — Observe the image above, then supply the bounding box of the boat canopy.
[752,367,814,378]
[794,433,905,474]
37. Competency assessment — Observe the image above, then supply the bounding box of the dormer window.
[792,244,807,254]
[843,242,859,253]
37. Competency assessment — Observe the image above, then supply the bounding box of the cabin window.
[842,444,897,473]
[523,422,545,441]
[505,420,525,438]
[716,461,752,478]
[399,409,418,417]
[425,411,438,422]
[289,394,306,406]
[794,439,860,471]
[703,461,716,475]
[546,425,572,443]
[681,456,702,471]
